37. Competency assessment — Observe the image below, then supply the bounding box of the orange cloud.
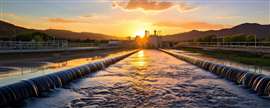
[113,0,197,12]
[154,21,181,28]
[215,15,240,19]
[178,2,198,12]
[181,22,229,30]
[47,18,78,23]
[113,0,173,11]
[154,21,229,30]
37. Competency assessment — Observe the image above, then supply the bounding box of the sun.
[134,30,145,38]
[131,21,152,38]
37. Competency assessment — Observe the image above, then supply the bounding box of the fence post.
[255,35,257,48]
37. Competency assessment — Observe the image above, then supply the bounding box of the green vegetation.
[15,32,54,42]
[195,34,258,42]
[196,35,218,42]
[224,34,256,42]
[70,39,110,46]
[263,37,270,42]
[181,47,270,67]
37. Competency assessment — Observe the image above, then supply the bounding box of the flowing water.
[0,50,129,86]
[23,50,269,108]
[168,49,270,75]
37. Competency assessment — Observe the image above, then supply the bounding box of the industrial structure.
[135,30,161,48]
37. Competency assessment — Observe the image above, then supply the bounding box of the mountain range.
[0,20,269,41]
[0,20,120,40]
[162,23,270,42]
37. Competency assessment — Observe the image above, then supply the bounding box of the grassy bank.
[179,47,270,67]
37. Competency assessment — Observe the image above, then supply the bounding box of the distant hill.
[0,21,33,39]
[162,23,270,42]
[0,20,121,40]
[43,29,119,40]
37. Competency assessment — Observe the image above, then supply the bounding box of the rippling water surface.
[25,50,270,108]
[168,49,270,75]
[0,50,129,86]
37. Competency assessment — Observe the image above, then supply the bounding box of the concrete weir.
[0,50,138,106]
[161,49,270,97]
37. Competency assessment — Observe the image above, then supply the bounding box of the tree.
[15,32,53,42]
[197,35,217,42]
[224,34,249,42]
[246,35,256,42]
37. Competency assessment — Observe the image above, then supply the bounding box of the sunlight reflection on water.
[0,50,132,86]
[131,50,148,68]
[24,50,270,108]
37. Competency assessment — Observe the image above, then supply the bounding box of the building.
[147,30,161,48]
[135,30,161,48]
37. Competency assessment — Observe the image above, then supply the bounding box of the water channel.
[21,50,270,108]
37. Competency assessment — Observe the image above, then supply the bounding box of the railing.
[0,41,69,50]
[175,42,270,49]
[68,42,96,48]
[0,41,113,50]
[0,40,124,50]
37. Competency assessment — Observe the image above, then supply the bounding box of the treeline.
[0,32,56,42]
[14,32,55,42]
[192,34,269,42]
[1,31,117,43]
[70,39,112,44]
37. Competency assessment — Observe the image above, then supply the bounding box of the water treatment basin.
[22,50,270,108]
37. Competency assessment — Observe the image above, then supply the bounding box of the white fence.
[0,40,110,50]
[0,41,69,50]
[175,42,270,49]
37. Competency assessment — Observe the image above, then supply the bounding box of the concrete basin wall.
[0,50,138,106]
[161,49,270,98]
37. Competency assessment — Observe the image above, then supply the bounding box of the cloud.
[47,18,79,23]
[178,2,198,12]
[215,15,241,19]
[113,0,197,12]
[181,22,229,30]
[154,21,229,30]
[154,21,181,28]
[46,17,95,24]
[80,15,94,18]
[113,0,173,11]
[1,13,25,20]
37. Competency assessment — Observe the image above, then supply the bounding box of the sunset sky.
[0,0,269,37]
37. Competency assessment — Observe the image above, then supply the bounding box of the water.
[168,49,270,75]
[0,50,130,87]
[23,50,269,108]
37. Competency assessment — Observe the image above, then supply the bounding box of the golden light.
[131,21,152,37]
[137,50,144,57]
[134,30,145,38]
[131,50,147,67]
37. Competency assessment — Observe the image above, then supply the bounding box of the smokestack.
[145,30,149,37]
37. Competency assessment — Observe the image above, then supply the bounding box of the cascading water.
[161,49,270,97]
[0,50,138,107]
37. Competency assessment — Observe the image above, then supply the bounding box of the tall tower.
[144,30,149,37]
[154,30,157,36]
